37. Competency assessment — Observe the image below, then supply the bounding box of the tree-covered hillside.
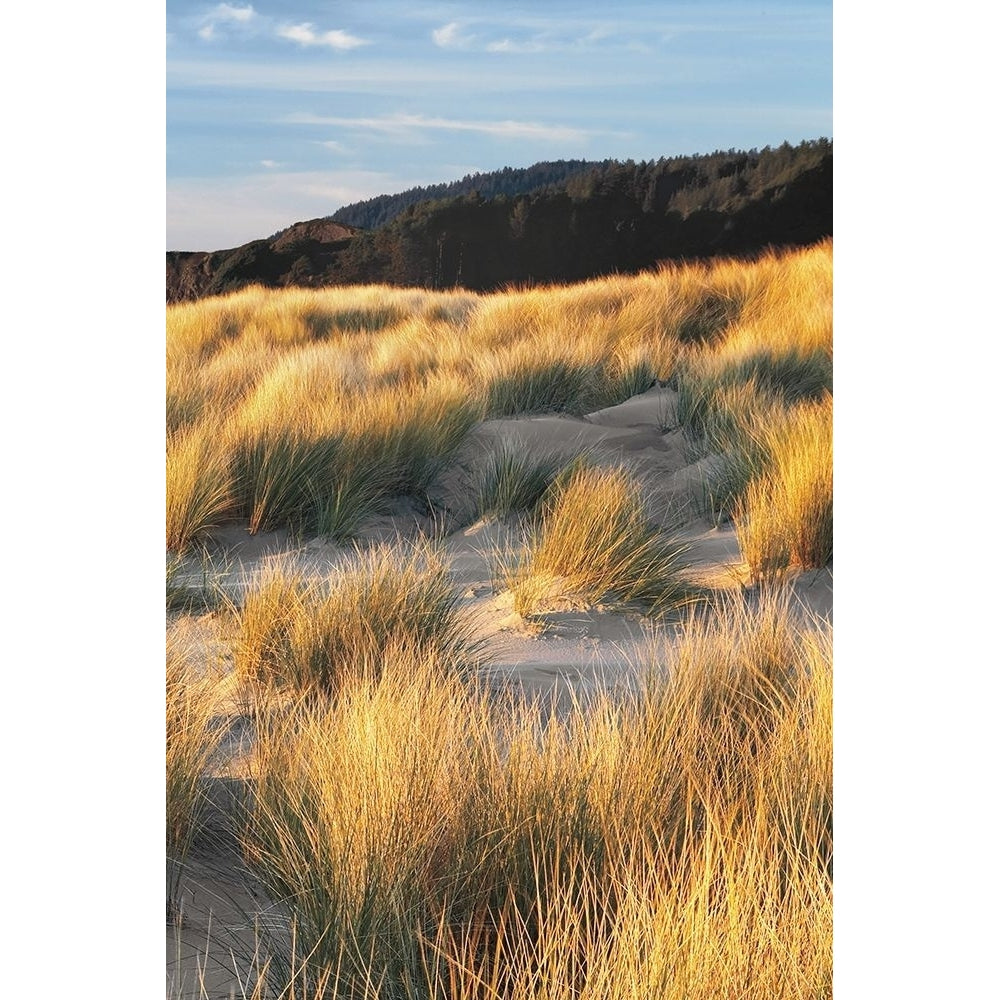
[327,160,611,230]
[329,140,831,289]
[167,140,832,302]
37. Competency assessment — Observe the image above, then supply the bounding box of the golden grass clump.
[505,463,693,617]
[241,660,491,991]
[735,393,833,583]
[230,540,476,693]
[472,444,572,521]
[232,589,830,999]
[338,371,482,495]
[206,363,479,538]
[166,295,241,365]
[475,341,602,418]
[646,257,753,345]
[166,627,226,924]
[166,426,233,552]
[366,316,462,386]
[669,241,831,435]
[673,342,831,443]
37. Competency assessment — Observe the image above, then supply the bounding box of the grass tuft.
[735,394,833,583]
[229,589,831,998]
[480,354,600,418]
[506,463,695,617]
[230,540,477,694]
[166,630,226,924]
[166,427,234,553]
[472,445,575,521]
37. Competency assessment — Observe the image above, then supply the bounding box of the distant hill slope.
[167,218,359,304]
[167,139,831,303]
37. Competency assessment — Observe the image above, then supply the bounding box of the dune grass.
[503,463,694,617]
[167,241,832,551]
[225,589,830,999]
[166,629,227,924]
[734,394,833,583]
[472,445,577,522]
[480,354,600,418]
[229,540,477,694]
[680,387,832,580]
[165,241,833,995]
[239,659,491,995]
[227,426,343,536]
[166,427,234,553]
[685,379,788,523]
[673,346,832,442]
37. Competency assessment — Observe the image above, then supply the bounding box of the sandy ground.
[166,385,832,997]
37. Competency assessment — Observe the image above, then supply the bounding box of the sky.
[7,5,1000,995]
[166,0,832,250]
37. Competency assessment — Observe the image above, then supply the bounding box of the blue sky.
[166,1,832,250]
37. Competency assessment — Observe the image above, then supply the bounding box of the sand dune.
[167,383,832,995]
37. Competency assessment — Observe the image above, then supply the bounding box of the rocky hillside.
[167,219,358,304]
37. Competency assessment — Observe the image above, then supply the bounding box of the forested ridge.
[325,160,611,230]
[167,139,831,302]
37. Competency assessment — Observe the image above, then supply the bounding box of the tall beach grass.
[229,540,477,694]
[166,239,834,998]
[228,589,831,998]
[167,241,832,553]
[166,628,227,924]
[503,463,694,617]
[734,394,833,583]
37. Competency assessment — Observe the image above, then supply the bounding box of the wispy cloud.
[431,22,476,49]
[432,17,633,55]
[485,38,547,54]
[277,23,369,50]
[215,3,254,22]
[260,159,280,168]
[285,111,594,143]
[197,3,256,42]
[166,55,637,92]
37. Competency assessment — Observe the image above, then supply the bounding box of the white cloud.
[260,159,279,168]
[285,111,593,143]
[278,23,368,50]
[197,3,256,42]
[431,18,658,56]
[484,25,627,55]
[214,3,254,22]
[485,38,546,54]
[167,56,619,91]
[317,140,351,154]
[432,22,475,49]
